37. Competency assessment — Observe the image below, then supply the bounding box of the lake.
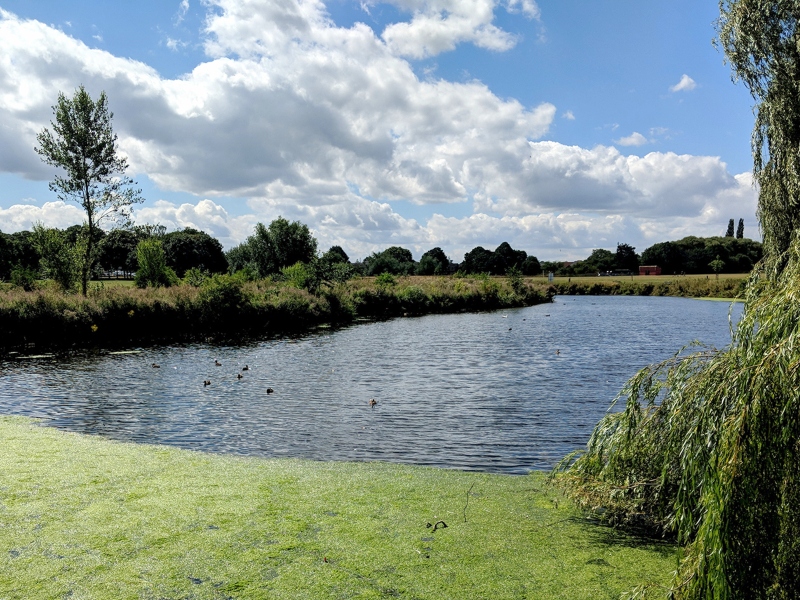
[0,295,742,474]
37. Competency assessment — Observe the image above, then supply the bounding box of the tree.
[240,218,318,278]
[97,229,140,274]
[416,247,450,275]
[736,218,744,239]
[321,245,349,264]
[521,255,541,276]
[35,86,142,295]
[492,242,527,274]
[462,246,494,274]
[709,254,725,279]
[134,239,176,288]
[614,243,639,272]
[162,228,228,277]
[725,218,735,237]
[364,246,415,276]
[31,224,79,292]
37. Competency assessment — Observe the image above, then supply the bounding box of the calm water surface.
[0,296,741,473]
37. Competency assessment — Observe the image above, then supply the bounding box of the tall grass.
[551,277,746,298]
[0,275,553,350]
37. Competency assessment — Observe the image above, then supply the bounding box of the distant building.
[639,265,662,276]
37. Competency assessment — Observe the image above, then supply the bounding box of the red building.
[639,265,662,276]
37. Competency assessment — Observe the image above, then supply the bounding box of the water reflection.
[0,296,742,473]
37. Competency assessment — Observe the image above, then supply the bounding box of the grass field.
[0,416,677,599]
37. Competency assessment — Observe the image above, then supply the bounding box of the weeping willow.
[558,2,800,598]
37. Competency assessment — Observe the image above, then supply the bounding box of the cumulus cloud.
[615,132,648,147]
[562,110,575,120]
[0,5,758,262]
[670,74,696,92]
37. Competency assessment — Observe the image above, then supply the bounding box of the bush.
[135,239,177,288]
[10,264,38,291]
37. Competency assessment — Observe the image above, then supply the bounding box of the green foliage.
[737,218,745,239]
[709,255,725,277]
[232,218,317,278]
[134,239,176,288]
[321,245,349,264]
[640,236,762,274]
[31,224,79,292]
[97,228,139,274]
[9,264,38,291]
[506,265,525,295]
[161,228,228,277]
[558,237,800,599]
[461,242,533,275]
[35,86,142,295]
[725,218,735,237]
[375,272,397,289]
[364,246,416,276]
[281,261,311,289]
[182,267,209,287]
[416,247,450,275]
[717,0,800,272]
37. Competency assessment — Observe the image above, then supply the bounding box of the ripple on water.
[0,295,742,473]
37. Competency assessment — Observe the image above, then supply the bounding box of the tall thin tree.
[736,217,744,239]
[36,86,142,295]
[725,218,735,237]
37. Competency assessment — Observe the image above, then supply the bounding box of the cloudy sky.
[0,0,758,261]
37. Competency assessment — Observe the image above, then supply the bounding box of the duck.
[237,373,244,379]
[555,349,560,355]
[266,388,274,394]
[203,380,211,386]
[242,365,250,371]
[152,363,160,368]
[369,398,377,407]
[214,360,222,367]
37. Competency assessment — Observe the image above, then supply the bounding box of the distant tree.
[614,243,639,272]
[492,242,527,274]
[162,228,227,277]
[725,218,735,237]
[736,218,745,239]
[31,224,79,292]
[135,239,176,288]
[225,242,254,275]
[97,229,140,274]
[462,246,495,274]
[583,248,616,274]
[241,218,317,278]
[364,246,415,275]
[416,247,450,275]
[709,255,725,279]
[321,245,349,264]
[0,231,13,280]
[6,231,40,272]
[521,255,541,276]
[35,86,142,295]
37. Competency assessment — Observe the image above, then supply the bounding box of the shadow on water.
[0,296,742,474]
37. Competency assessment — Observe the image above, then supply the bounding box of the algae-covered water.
[0,295,741,473]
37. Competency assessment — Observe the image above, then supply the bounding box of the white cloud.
[670,74,696,93]
[562,110,575,120]
[380,0,522,58]
[0,201,85,232]
[0,5,758,262]
[175,0,190,25]
[615,132,648,147]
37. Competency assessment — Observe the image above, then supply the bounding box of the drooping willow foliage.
[557,3,800,597]
[558,241,800,598]
[718,0,800,272]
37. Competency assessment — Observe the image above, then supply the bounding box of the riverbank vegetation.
[548,274,747,298]
[556,2,800,598]
[0,273,553,351]
[0,416,676,599]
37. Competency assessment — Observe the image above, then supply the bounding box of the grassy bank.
[0,416,676,599]
[542,274,747,298]
[0,275,553,351]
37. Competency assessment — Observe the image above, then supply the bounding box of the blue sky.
[0,0,758,260]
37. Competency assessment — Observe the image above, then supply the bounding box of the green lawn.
[0,416,677,599]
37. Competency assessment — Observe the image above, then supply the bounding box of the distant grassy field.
[0,416,676,599]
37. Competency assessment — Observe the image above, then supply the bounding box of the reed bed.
[0,275,554,351]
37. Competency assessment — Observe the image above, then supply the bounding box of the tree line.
[542,236,762,277]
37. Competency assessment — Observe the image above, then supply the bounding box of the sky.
[0,0,759,261]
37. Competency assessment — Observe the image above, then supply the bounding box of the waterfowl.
[237,373,243,379]
[266,388,274,394]
[214,360,222,366]
[242,365,249,371]
[203,380,211,386]
[152,363,160,368]
[555,349,560,355]
[369,399,377,407]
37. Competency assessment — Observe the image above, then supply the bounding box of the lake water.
[0,296,742,474]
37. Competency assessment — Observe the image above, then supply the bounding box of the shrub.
[135,239,177,288]
[10,264,38,291]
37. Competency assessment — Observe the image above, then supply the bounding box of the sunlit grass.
[0,416,677,599]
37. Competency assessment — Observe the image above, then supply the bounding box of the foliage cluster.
[551,276,746,298]
[461,242,541,275]
[0,274,553,350]
[557,238,800,597]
